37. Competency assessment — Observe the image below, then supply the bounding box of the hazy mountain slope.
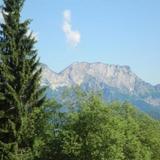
[155,84,160,91]
[41,62,160,118]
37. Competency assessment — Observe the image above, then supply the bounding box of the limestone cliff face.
[41,62,160,107]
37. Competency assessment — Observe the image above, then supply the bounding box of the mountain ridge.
[41,62,160,118]
[41,62,157,94]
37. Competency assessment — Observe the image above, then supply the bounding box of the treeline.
[18,95,160,160]
[1,0,160,160]
[2,94,160,160]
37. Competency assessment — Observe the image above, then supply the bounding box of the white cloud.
[64,10,71,22]
[62,10,81,47]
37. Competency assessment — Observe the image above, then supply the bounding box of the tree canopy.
[37,94,160,160]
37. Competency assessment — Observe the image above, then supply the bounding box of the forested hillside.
[35,94,160,160]
[3,93,159,160]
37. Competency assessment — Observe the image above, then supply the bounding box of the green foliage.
[0,1,160,160]
[61,95,125,160]
[0,0,45,159]
[17,100,61,160]
[37,93,160,160]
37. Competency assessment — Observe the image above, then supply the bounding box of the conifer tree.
[0,0,45,159]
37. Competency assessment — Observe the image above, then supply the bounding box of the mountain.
[41,62,160,118]
[155,84,160,91]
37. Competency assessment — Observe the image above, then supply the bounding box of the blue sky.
[0,0,160,85]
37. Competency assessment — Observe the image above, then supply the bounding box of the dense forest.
[0,0,160,160]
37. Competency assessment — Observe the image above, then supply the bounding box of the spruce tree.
[0,0,46,159]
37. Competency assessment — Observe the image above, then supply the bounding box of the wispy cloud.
[62,10,81,47]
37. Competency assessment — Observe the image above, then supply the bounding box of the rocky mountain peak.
[41,62,142,93]
[40,62,160,116]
